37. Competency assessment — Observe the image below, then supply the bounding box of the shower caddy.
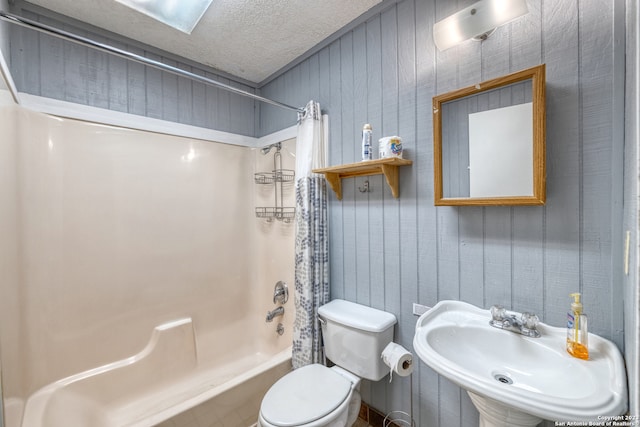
[255,143,295,222]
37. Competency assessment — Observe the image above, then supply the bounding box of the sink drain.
[493,374,513,385]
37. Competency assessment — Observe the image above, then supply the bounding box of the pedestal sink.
[413,300,627,427]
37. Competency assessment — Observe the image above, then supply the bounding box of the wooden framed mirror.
[433,64,546,206]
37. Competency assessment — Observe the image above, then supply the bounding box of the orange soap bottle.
[566,292,589,360]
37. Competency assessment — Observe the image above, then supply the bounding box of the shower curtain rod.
[0,11,305,114]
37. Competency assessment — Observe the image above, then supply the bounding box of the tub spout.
[266,306,284,322]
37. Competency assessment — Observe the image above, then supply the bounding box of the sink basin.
[413,300,627,426]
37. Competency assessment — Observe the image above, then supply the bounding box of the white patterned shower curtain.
[292,100,329,369]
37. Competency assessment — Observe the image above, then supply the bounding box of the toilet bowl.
[258,299,397,427]
[258,364,361,427]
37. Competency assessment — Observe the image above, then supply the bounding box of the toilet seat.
[260,364,353,427]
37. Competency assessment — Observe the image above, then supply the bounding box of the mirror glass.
[433,64,545,206]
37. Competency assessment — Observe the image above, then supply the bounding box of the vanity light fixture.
[433,0,528,51]
[114,0,214,34]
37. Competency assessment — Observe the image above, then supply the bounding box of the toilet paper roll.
[381,342,414,382]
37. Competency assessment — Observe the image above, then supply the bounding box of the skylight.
[115,0,214,34]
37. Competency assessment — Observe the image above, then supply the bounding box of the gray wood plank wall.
[260,0,626,425]
[7,4,259,137]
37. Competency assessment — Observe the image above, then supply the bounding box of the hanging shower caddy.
[255,143,295,222]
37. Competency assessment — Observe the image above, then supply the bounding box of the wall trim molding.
[16,92,297,148]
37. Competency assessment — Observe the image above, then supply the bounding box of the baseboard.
[358,401,402,427]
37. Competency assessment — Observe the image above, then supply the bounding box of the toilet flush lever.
[273,281,289,304]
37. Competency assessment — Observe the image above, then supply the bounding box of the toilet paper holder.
[381,342,414,380]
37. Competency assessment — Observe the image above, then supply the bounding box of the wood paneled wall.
[261,0,625,425]
[8,4,259,137]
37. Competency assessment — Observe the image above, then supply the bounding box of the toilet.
[258,299,397,427]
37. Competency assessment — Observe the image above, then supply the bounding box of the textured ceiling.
[23,0,382,84]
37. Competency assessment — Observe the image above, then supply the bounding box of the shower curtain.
[292,100,329,369]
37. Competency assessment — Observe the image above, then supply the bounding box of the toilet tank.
[318,299,397,381]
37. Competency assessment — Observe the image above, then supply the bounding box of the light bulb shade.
[433,0,528,51]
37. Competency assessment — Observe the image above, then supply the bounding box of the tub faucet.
[266,306,285,322]
[489,305,541,338]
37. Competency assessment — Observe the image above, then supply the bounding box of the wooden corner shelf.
[312,157,413,200]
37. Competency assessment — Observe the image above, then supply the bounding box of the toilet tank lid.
[318,299,397,332]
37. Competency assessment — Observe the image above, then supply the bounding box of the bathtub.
[15,318,292,427]
[0,101,296,427]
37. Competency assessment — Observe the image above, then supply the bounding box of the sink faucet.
[266,306,285,322]
[489,305,541,338]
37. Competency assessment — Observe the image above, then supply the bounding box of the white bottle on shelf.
[362,123,373,161]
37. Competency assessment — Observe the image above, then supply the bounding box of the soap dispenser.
[566,292,589,360]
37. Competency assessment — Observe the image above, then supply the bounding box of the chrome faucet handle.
[490,305,506,321]
[273,281,289,304]
[521,312,539,330]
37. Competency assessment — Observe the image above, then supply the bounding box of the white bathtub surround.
[20,317,291,427]
[23,318,199,426]
[0,98,295,427]
[292,100,329,369]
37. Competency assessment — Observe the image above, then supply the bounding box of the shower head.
[260,142,282,155]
